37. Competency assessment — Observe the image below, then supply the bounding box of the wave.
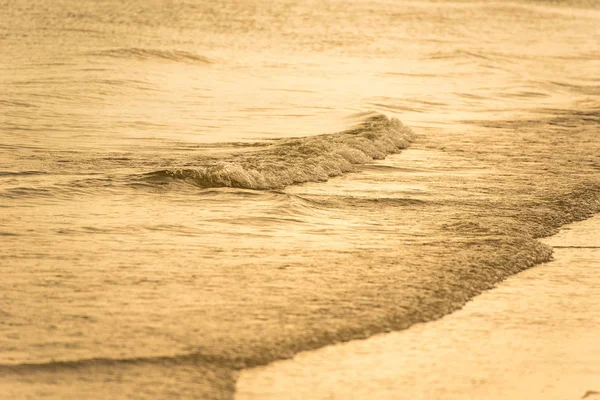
[142,114,415,190]
[0,171,47,177]
[92,48,214,64]
[0,354,237,400]
[0,352,233,372]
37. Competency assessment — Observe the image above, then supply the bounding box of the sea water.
[1,0,600,398]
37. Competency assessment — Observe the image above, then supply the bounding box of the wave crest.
[144,114,415,190]
[94,48,214,64]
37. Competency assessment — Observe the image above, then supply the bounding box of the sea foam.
[145,114,415,190]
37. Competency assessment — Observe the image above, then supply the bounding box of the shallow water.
[1,0,600,398]
[236,215,600,400]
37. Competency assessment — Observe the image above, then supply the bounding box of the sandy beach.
[237,215,600,400]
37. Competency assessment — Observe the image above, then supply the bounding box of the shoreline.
[236,214,600,400]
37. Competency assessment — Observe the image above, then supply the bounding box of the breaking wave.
[93,48,214,64]
[143,114,415,190]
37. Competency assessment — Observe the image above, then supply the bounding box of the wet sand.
[236,215,600,400]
